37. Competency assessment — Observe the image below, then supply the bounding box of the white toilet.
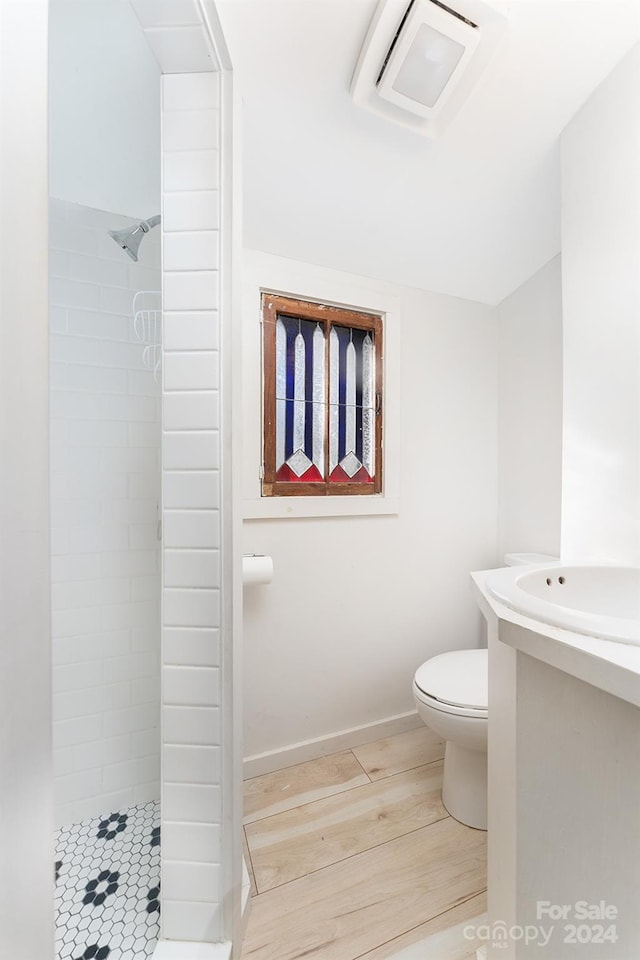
[413,552,558,831]
[413,648,488,829]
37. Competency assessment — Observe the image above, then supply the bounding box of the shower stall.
[50,198,163,958]
[48,2,164,956]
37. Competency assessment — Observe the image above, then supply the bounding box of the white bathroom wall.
[160,70,225,944]
[0,1,54,956]
[49,198,161,827]
[242,250,499,767]
[49,0,161,218]
[497,255,563,558]
[561,43,640,564]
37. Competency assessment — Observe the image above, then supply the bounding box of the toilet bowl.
[413,553,558,831]
[413,649,488,829]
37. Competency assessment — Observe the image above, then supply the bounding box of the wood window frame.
[262,293,383,497]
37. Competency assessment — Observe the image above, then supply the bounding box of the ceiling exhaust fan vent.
[376,0,480,86]
[351,0,507,138]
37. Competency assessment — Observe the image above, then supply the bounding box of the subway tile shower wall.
[160,71,223,943]
[49,198,161,828]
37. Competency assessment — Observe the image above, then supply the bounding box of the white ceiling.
[220,0,639,305]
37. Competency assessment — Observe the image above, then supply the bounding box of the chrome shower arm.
[141,215,161,232]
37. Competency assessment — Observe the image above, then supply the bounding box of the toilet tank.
[504,552,559,567]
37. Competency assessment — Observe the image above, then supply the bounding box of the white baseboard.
[153,942,231,959]
[243,710,423,779]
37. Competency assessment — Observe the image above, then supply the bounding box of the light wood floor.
[240,727,487,960]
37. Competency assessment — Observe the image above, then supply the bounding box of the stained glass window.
[262,294,383,496]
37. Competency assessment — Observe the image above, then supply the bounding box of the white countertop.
[471,568,640,708]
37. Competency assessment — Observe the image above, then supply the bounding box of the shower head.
[108,214,161,262]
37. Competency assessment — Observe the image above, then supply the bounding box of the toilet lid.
[414,649,488,710]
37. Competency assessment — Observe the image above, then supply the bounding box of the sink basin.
[485,563,640,645]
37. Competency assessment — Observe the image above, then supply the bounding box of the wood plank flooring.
[241,727,487,960]
[244,750,370,823]
[352,726,445,780]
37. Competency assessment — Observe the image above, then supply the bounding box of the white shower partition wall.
[161,68,224,945]
[130,1,242,955]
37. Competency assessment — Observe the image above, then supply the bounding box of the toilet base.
[441,740,487,830]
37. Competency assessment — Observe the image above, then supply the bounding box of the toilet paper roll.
[242,554,273,586]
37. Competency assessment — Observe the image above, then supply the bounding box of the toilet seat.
[413,683,487,719]
[414,649,488,718]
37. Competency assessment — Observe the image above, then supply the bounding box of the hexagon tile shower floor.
[54,800,160,960]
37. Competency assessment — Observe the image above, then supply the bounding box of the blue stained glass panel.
[275,315,326,480]
[275,313,375,484]
[328,323,376,482]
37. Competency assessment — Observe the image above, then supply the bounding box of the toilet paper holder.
[242,553,273,586]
